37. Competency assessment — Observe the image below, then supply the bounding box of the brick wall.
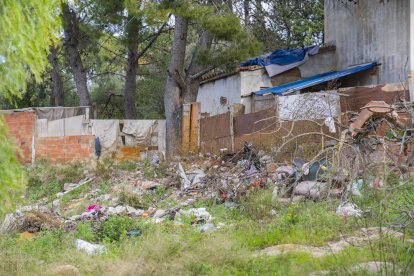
[2,112,36,163]
[35,135,96,163]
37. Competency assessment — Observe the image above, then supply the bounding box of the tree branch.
[136,18,170,61]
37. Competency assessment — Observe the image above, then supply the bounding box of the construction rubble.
[1,100,414,242]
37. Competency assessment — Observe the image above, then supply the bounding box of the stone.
[153,209,167,218]
[336,203,362,217]
[293,181,327,200]
[64,183,78,192]
[178,208,212,222]
[97,194,111,202]
[75,239,105,255]
[126,206,144,216]
[275,166,295,179]
[140,180,162,190]
[52,199,60,208]
[107,206,126,215]
[269,209,277,216]
[199,223,216,233]
[69,215,81,221]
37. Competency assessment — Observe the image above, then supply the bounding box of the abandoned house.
[2,0,414,162]
[197,0,413,118]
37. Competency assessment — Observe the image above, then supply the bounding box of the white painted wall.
[197,69,273,116]
[240,69,272,96]
[197,73,241,116]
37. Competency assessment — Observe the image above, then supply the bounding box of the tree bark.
[164,15,189,158]
[183,29,213,103]
[123,16,140,119]
[62,3,91,107]
[243,0,250,27]
[48,45,64,106]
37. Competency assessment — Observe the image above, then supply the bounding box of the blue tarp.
[254,62,378,95]
[241,45,319,67]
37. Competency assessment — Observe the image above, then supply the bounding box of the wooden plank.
[189,102,200,153]
[181,103,191,155]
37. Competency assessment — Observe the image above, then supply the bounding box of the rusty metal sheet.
[200,112,232,154]
[340,85,409,112]
[233,108,277,137]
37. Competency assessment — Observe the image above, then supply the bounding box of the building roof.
[254,62,378,95]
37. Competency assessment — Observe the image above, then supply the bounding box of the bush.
[94,155,115,180]
[96,216,142,242]
[25,161,84,201]
[116,160,137,171]
[74,222,95,242]
[0,118,25,216]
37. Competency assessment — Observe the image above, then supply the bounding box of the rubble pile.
[2,100,414,241]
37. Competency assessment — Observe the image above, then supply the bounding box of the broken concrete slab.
[293,181,328,200]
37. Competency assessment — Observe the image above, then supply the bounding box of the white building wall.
[240,69,272,96]
[197,74,241,116]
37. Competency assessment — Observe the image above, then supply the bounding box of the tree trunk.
[183,29,213,103]
[62,3,91,107]
[243,0,250,27]
[48,45,64,106]
[164,15,189,158]
[123,16,140,119]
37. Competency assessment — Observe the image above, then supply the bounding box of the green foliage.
[96,215,142,242]
[95,155,115,180]
[116,160,137,171]
[239,189,277,220]
[0,0,61,98]
[142,159,167,178]
[25,161,84,201]
[251,0,324,50]
[118,188,150,209]
[74,222,95,242]
[0,118,25,215]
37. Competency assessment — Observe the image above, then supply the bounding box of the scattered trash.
[351,179,364,197]
[75,239,105,255]
[126,230,142,237]
[324,116,336,133]
[20,231,35,240]
[199,223,216,233]
[153,209,167,218]
[126,206,144,216]
[269,209,277,216]
[177,162,191,191]
[177,208,212,224]
[107,206,126,215]
[87,205,102,212]
[293,181,327,200]
[336,203,362,217]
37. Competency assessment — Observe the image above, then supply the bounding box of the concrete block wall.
[35,135,95,163]
[3,112,36,163]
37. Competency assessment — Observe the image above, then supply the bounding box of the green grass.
[25,161,84,201]
[5,162,414,275]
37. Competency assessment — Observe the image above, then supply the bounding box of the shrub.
[96,216,142,242]
[74,222,95,242]
[116,160,137,171]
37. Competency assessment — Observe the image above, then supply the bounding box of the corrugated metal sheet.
[254,62,378,95]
